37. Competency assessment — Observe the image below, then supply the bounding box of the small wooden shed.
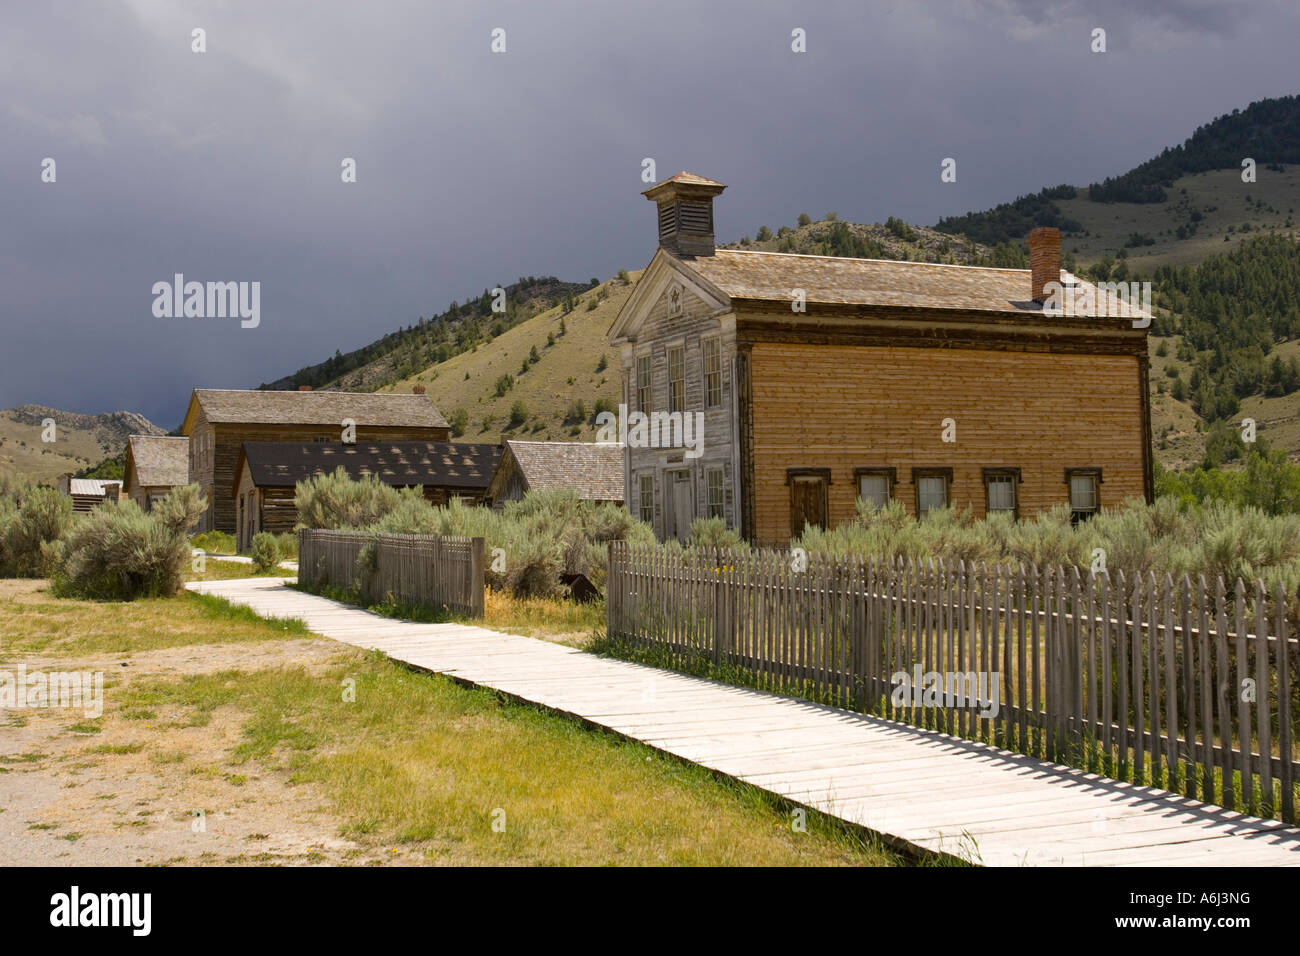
[123,435,190,511]
[233,440,502,551]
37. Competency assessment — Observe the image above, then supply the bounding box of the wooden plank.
[1256,583,1274,818]
[1278,581,1294,825]
[190,576,1300,868]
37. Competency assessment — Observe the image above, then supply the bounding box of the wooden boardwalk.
[189,577,1300,866]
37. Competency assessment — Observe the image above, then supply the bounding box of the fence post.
[469,537,486,618]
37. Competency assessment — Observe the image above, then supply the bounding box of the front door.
[670,471,694,542]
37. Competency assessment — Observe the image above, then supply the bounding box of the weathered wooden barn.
[123,435,190,511]
[233,439,501,551]
[486,440,625,507]
[181,388,450,533]
[57,476,123,513]
[609,172,1152,542]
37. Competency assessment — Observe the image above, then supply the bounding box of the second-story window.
[702,338,722,408]
[668,345,685,413]
[637,354,652,413]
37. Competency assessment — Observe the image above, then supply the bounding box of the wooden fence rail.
[606,541,1300,824]
[298,529,486,618]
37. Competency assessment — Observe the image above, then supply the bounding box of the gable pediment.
[609,249,731,344]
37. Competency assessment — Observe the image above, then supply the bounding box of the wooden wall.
[619,276,739,539]
[748,342,1147,543]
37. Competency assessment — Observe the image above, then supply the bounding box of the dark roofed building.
[233,440,500,551]
[123,435,190,511]
[486,440,625,507]
[181,387,451,534]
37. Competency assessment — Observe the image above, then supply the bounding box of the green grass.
[117,653,902,865]
[0,581,310,656]
[187,559,296,582]
[292,580,605,646]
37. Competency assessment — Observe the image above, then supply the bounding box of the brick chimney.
[643,172,727,257]
[298,385,312,391]
[412,385,426,395]
[1027,227,1062,303]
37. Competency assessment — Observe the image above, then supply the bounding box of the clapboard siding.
[748,343,1146,543]
[621,280,738,539]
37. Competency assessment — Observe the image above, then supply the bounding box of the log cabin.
[123,435,190,511]
[181,388,450,533]
[485,440,625,507]
[609,172,1153,543]
[233,439,501,551]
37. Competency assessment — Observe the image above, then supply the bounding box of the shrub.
[191,530,236,554]
[250,532,280,573]
[0,486,74,577]
[273,532,298,560]
[449,408,469,438]
[688,517,746,552]
[58,484,207,600]
[295,468,403,530]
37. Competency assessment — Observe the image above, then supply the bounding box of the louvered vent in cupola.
[642,172,727,257]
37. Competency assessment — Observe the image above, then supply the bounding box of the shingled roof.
[127,435,190,487]
[503,440,625,502]
[681,249,1146,319]
[238,441,501,490]
[189,389,449,429]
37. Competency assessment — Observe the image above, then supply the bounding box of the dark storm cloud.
[2,0,1297,425]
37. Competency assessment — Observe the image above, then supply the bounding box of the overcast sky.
[2,0,1297,428]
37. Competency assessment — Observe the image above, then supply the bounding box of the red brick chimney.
[1027,227,1061,303]
[413,385,426,395]
[298,385,312,391]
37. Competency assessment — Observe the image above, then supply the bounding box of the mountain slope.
[936,94,1300,268]
[0,405,166,484]
[260,276,597,394]
[378,277,636,444]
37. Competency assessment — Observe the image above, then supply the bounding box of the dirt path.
[0,637,421,866]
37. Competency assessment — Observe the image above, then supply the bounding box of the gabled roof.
[611,247,1149,343]
[183,389,449,433]
[237,441,501,490]
[126,435,189,488]
[67,478,117,497]
[499,440,625,502]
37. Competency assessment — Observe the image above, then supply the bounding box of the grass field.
[0,577,900,866]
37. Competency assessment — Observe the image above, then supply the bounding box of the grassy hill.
[260,276,597,394]
[720,216,1015,265]
[377,276,637,443]
[936,95,1300,270]
[0,405,165,485]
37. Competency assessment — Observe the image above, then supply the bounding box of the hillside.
[719,216,1017,265]
[936,95,1300,269]
[378,276,636,444]
[260,276,597,394]
[0,405,166,484]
